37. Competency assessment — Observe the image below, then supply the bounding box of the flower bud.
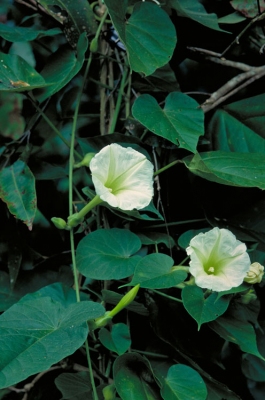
[244,262,264,284]
[51,217,67,230]
[66,213,84,229]
[74,153,95,168]
[90,38,98,53]
[108,284,140,318]
[103,384,116,400]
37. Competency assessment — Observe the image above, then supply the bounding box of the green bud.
[51,217,67,230]
[74,153,95,168]
[66,213,84,229]
[240,289,257,304]
[88,311,112,331]
[90,37,98,53]
[108,284,140,318]
[103,384,116,400]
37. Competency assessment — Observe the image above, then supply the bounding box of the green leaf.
[105,1,177,75]
[161,364,207,400]
[0,160,36,230]
[137,232,175,249]
[0,23,61,41]
[209,301,263,360]
[208,95,265,153]
[0,294,105,388]
[76,228,142,280]
[0,52,47,91]
[182,286,230,329]
[55,372,91,400]
[218,12,246,24]
[0,92,25,140]
[132,92,204,153]
[36,0,97,46]
[183,151,265,189]
[129,253,187,289]
[241,321,265,381]
[230,0,265,18]
[113,353,161,400]
[35,33,88,102]
[99,323,131,355]
[169,0,229,32]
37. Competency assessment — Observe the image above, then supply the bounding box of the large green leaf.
[35,33,88,102]
[0,23,61,42]
[55,372,92,400]
[113,353,161,400]
[208,94,265,153]
[0,160,36,230]
[169,0,229,32]
[209,301,263,360]
[76,228,142,280]
[36,0,97,46]
[132,93,204,153]
[0,52,47,91]
[182,286,230,330]
[161,364,207,400]
[183,151,265,188]
[0,292,105,388]
[105,0,176,75]
[99,323,131,355]
[129,253,187,289]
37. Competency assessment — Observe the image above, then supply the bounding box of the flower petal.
[186,228,251,291]
[90,143,154,210]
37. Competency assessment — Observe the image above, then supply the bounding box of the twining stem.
[68,51,99,400]
[108,56,129,133]
[28,94,82,161]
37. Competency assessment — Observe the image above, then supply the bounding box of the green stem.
[28,94,82,161]
[154,160,180,176]
[67,195,103,228]
[108,59,129,133]
[85,340,99,400]
[152,289,183,303]
[68,52,99,400]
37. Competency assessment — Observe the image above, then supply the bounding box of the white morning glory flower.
[186,227,251,292]
[89,143,154,210]
[244,262,264,284]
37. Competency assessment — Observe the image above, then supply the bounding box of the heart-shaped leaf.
[99,323,131,355]
[161,364,207,400]
[105,0,177,76]
[130,253,187,289]
[0,292,105,388]
[182,286,230,329]
[132,92,204,153]
[76,228,142,280]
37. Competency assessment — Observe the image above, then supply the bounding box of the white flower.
[89,143,154,210]
[244,262,264,284]
[186,228,251,292]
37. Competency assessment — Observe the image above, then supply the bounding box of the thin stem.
[152,289,183,303]
[108,58,129,133]
[154,160,180,176]
[28,94,82,160]
[85,340,99,400]
[68,52,99,400]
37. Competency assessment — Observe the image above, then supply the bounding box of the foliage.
[0,1,265,399]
